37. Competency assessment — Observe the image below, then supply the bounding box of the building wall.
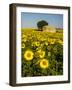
[43,26,56,33]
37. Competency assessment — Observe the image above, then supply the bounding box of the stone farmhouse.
[43,25,56,33]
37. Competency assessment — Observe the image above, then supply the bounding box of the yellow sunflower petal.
[40,59,49,69]
[37,50,45,58]
[24,50,34,61]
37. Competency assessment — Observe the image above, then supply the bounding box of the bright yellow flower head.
[40,59,49,69]
[37,50,45,58]
[48,38,55,44]
[24,50,34,61]
[32,41,40,47]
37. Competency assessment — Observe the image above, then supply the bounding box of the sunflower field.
[21,29,63,77]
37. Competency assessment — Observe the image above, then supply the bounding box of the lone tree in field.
[37,20,48,31]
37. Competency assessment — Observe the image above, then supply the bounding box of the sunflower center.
[42,61,47,65]
[27,53,31,57]
[40,52,43,55]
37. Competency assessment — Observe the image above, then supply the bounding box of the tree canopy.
[37,20,48,31]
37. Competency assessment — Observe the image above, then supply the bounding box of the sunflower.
[37,50,45,58]
[32,41,40,47]
[48,38,55,44]
[24,50,34,61]
[40,59,49,69]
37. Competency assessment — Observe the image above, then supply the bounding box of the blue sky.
[21,12,63,29]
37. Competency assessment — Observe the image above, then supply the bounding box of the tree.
[37,20,48,31]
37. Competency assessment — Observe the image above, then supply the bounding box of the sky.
[21,12,63,29]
